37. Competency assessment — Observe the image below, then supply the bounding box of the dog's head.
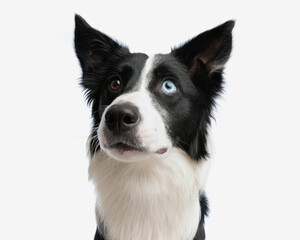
[74,15,234,162]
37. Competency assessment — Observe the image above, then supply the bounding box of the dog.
[74,14,234,240]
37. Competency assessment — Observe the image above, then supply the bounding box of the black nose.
[104,103,140,133]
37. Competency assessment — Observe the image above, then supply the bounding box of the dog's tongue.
[155,148,168,154]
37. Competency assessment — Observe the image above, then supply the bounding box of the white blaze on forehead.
[138,54,156,91]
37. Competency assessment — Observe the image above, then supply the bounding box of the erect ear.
[74,14,129,71]
[172,20,235,78]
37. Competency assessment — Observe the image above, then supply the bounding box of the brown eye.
[110,79,121,91]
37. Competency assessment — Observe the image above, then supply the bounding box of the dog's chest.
[89,150,209,240]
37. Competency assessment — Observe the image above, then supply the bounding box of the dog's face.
[74,15,234,162]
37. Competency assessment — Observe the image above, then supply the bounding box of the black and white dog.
[74,15,234,240]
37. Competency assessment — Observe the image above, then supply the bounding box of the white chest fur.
[88,148,210,240]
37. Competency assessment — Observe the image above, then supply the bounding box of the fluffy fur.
[89,148,211,240]
[74,14,234,240]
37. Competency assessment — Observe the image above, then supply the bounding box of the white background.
[0,0,299,239]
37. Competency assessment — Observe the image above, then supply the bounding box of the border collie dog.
[74,15,234,240]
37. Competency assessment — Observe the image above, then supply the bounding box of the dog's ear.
[172,21,234,161]
[172,20,235,79]
[74,14,128,71]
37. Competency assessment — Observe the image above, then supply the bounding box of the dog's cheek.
[97,124,105,148]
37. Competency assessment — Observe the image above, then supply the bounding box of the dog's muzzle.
[101,102,169,158]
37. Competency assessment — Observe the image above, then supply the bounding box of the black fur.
[94,228,105,240]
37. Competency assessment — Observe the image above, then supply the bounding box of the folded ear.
[74,14,128,71]
[172,20,235,78]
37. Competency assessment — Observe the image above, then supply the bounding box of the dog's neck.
[88,148,210,240]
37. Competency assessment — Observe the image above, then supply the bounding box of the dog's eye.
[162,80,177,94]
[110,79,121,91]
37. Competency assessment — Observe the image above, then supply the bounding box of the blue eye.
[162,80,177,94]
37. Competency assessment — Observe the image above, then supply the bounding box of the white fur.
[89,148,211,240]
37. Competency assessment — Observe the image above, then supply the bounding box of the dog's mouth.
[107,141,168,155]
[110,142,145,153]
[155,147,168,154]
